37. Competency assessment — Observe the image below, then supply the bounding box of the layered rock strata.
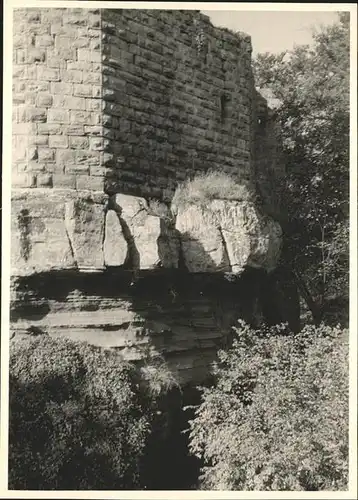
[10,7,292,384]
[10,189,285,383]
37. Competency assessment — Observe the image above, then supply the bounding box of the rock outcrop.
[10,188,287,384]
[11,190,281,277]
[9,8,296,386]
[176,200,282,274]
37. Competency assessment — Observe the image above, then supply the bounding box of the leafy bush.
[188,321,349,491]
[171,171,255,214]
[9,335,159,490]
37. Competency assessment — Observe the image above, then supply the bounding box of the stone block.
[63,70,83,83]
[38,123,63,135]
[37,147,55,162]
[70,110,91,124]
[51,81,73,95]
[65,194,106,271]
[49,135,69,148]
[27,47,46,63]
[47,108,70,123]
[27,146,38,161]
[72,37,90,48]
[76,175,105,191]
[25,107,47,123]
[63,124,85,136]
[65,96,87,110]
[12,64,27,79]
[55,149,77,166]
[175,199,282,275]
[37,66,60,81]
[66,164,90,175]
[176,204,231,273]
[92,85,101,97]
[84,125,102,136]
[112,194,180,269]
[37,173,53,187]
[28,135,48,146]
[11,189,76,275]
[89,137,105,151]
[83,72,101,85]
[36,93,53,107]
[103,209,128,266]
[52,173,76,189]
[54,34,70,47]
[35,34,54,47]
[12,173,37,189]
[73,84,93,97]
[69,136,89,149]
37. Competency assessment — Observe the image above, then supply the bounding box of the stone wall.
[12,8,105,191]
[12,7,283,208]
[101,9,254,199]
[10,8,294,385]
[252,90,286,221]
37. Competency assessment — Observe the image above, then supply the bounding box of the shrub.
[188,321,349,491]
[171,171,255,215]
[8,335,157,490]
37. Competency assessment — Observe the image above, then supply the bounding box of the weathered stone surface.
[11,189,75,276]
[175,204,230,273]
[112,193,180,269]
[214,200,282,274]
[10,270,265,384]
[12,8,285,213]
[103,209,128,266]
[65,194,106,271]
[132,212,163,269]
[112,193,148,219]
[10,8,290,388]
[157,223,180,269]
[175,199,282,274]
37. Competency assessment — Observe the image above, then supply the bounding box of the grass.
[147,199,174,224]
[171,171,255,214]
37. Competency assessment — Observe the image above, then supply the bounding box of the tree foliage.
[188,321,349,491]
[253,13,350,323]
[8,335,169,490]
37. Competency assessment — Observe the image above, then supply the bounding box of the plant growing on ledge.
[171,170,256,215]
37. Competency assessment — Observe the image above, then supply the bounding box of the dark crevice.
[217,225,232,272]
[18,209,32,262]
[64,224,77,267]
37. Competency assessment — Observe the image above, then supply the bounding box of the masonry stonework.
[12,8,104,191]
[12,8,283,208]
[11,8,295,384]
[100,9,254,199]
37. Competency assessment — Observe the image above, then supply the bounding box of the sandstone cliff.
[11,189,281,276]
[10,186,288,384]
[9,8,297,385]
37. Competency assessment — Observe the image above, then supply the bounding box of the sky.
[201,10,340,55]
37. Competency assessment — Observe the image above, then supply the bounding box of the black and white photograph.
[1,1,357,496]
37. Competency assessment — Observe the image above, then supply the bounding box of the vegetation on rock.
[188,320,349,491]
[171,171,256,215]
